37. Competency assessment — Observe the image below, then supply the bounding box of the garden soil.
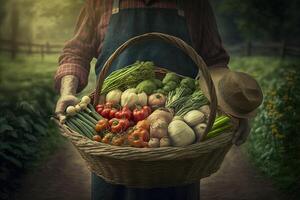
[14,142,285,200]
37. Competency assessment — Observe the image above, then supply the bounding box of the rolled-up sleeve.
[186,0,230,68]
[54,6,98,93]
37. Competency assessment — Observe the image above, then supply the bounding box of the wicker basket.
[55,32,235,188]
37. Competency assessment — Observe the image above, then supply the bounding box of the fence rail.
[0,39,299,60]
[0,39,64,59]
[226,41,300,58]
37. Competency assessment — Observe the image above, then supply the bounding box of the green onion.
[66,120,82,134]
[69,118,94,138]
[76,112,96,128]
[79,112,98,125]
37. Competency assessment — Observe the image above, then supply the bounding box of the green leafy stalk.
[101,61,155,94]
[206,124,233,139]
[211,116,231,131]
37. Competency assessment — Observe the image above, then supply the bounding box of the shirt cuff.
[54,63,89,93]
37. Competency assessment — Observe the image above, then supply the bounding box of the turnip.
[148,138,160,148]
[160,137,171,147]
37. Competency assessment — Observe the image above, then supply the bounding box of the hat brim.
[199,67,257,119]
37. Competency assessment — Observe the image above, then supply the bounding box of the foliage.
[213,0,300,42]
[0,0,84,43]
[246,64,300,194]
[0,54,65,199]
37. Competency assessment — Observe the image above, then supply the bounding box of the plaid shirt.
[55,0,229,92]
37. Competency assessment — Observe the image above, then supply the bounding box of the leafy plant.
[246,64,300,194]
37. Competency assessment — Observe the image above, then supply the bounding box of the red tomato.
[109,108,118,119]
[115,106,132,120]
[93,135,102,142]
[119,118,130,130]
[96,104,104,114]
[110,120,124,133]
[101,108,111,118]
[133,107,150,122]
[143,106,152,115]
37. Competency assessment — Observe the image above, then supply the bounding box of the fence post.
[280,40,286,59]
[245,41,252,56]
[41,45,44,60]
[46,42,50,54]
[27,41,32,55]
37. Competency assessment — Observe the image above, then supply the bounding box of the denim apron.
[93,0,200,199]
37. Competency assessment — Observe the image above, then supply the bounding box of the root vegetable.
[75,105,81,112]
[66,106,76,116]
[79,103,88,110]
[148,93,166,108]
[148,138,160,148]
[147,108,173,124]
[199,105,210,117]
[81,96,91,104]
[150,119,168,139]
[193,123,207,142]
[160,137,171,147]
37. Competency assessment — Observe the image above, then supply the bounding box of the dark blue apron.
[93,0,200,199]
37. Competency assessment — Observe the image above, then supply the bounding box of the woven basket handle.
[93,32,217,140]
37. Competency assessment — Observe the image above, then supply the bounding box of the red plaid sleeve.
[54,5,99,93]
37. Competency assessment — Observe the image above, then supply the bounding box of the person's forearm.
[60,75,79,96]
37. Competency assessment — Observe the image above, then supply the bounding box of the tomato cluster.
[94,102,152,146]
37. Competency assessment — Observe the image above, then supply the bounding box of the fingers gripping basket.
[56,33,235,188]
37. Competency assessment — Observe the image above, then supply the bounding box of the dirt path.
[14,142,284,200]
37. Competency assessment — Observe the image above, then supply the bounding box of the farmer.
[54,0,252,199]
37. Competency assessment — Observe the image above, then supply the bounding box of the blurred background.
[0,0,299,200]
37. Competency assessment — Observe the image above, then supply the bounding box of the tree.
[216,0,300,42]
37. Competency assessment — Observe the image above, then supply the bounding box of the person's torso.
[95,0,189,55]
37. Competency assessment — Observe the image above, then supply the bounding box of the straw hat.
[200,67,263,118]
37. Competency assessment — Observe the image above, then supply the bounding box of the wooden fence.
[0,39,299,60]
[226,41,300,59]
[0,39,63,60]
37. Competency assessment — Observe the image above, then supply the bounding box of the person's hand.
[55,95,79,122]
[232,118,251,146]
[55,75,79,123]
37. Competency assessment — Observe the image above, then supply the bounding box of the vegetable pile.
[63,62,234,148]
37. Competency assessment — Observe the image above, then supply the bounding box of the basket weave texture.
[56,32,234,188]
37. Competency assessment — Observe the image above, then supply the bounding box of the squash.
[168,120,195,147]
[183,110,205,127]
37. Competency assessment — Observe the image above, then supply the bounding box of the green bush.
[0,81,65,199]
[246,64,300,193]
